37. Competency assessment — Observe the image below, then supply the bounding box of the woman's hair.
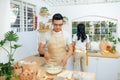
[76,23,87,42]
[52,13,63,21]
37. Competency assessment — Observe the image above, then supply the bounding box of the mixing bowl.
[44,63,63,74]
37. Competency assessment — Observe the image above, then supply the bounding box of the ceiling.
[41,0,120,6]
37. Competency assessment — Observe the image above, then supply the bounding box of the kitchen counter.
[21,54,47,66]
[20,54,95,80]
[88,53,120,58]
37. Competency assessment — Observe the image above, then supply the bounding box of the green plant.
[107,36,117,51]
[94,22,100,27]
[0,31,21,80]
[101,21,106,27]
[118,38,120,43]
[63,16,68,23]
[86,21,90,27]
[40,7,50,16]
[107,36,116,44]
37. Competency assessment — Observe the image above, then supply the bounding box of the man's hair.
[52,13,63,21]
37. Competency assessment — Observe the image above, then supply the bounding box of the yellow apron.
[73,48,87,71]
[73,48,88,65]
[86,53,88,66]
[47,31,66,65]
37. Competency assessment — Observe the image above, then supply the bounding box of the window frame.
[10,0,36,32]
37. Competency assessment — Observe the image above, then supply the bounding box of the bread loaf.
[99,38,108,51]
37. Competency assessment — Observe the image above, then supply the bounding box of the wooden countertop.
[21,54,47,66]
[20,54,95,80]
[88,53,120,58]
[10,53,119,80]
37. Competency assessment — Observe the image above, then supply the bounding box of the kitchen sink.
[87,50,101,53]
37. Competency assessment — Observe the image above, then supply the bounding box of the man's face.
[52,20,63,32]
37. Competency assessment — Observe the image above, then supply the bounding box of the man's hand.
[38,43,50,60]
[61,43,73,66]
[44,52,50,60]
[61,56,68,66]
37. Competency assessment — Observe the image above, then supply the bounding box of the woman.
[72,23,89,72]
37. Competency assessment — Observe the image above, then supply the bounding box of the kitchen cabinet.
[118,59,120,80]
[88,57,119,80]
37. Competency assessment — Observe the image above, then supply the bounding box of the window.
[72,15,117,41]
[10,0,36,32]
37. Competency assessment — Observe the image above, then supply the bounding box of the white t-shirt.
[72,34,90,49]
[40,30,72,46]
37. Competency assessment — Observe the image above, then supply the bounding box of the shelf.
[39,12,50,16]
[37,29,50,32]
[72,21,117,41]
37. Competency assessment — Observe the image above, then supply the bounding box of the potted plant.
[39,7,50,16]
[63,16,68,23]
[0,31,21,80]
[107,36,117,54]
[116,37,120,54]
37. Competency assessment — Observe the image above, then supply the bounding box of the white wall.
[0,0,11,63]
[13,31,38,61]
[49,2,120,37]
[0,0,11,37]
[0,0,49,63]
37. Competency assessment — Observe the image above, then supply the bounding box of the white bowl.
[44,64,63,74]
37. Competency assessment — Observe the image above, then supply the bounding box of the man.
[38,13,73,66]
